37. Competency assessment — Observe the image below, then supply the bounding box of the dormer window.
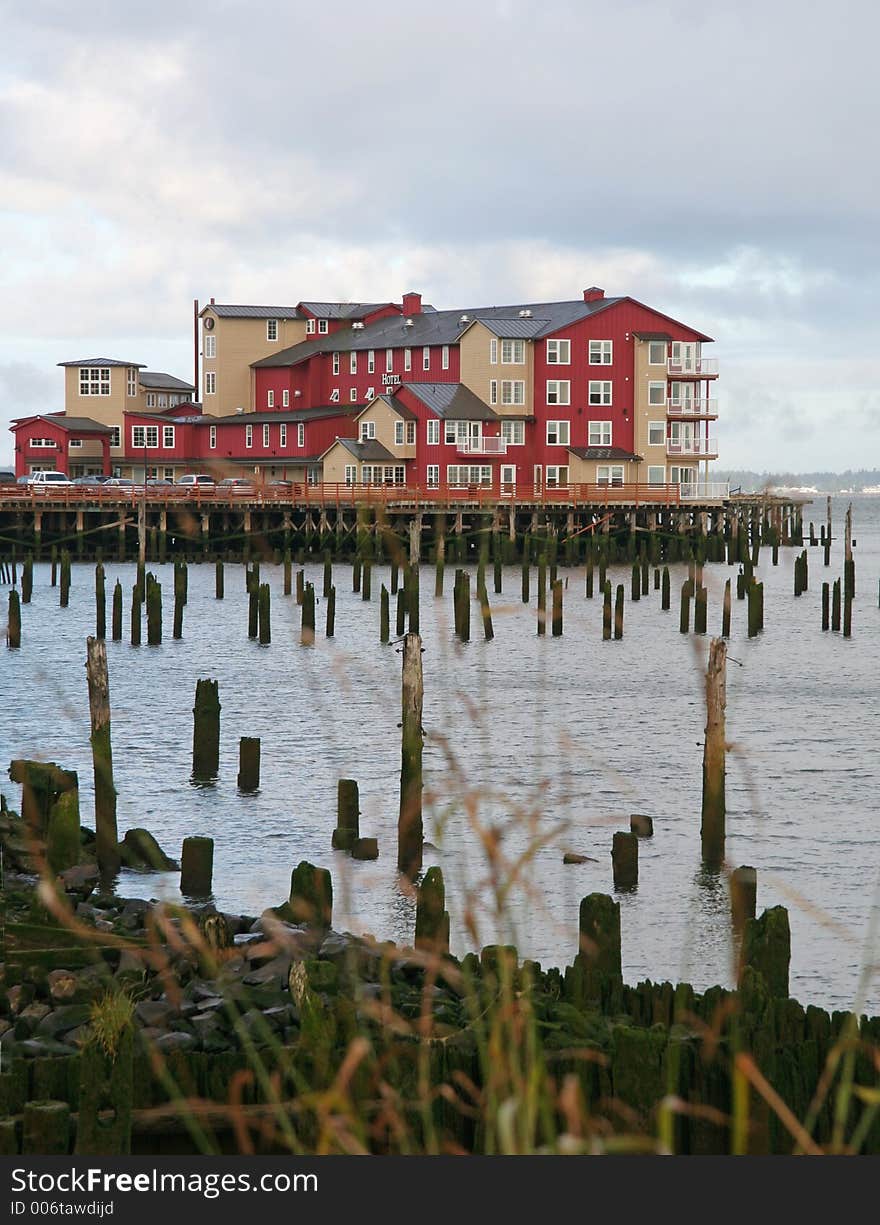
[307,318,316,335]
[318,319,329,334]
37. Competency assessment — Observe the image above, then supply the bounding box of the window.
[110,427,121,448]
[268,390,275,407]
[329,389,340,402]
[204,334,216,358]
[501,380,525,405]
[501,339,525,364]
[209,425,216,449]
[146,426,158,448]
[427,419,440,445]
[546,420,570,446]
[444,420,457,445]
[282,389,289,407]
[406,421,416,445]
[404,348,412,372]
[297,423,305,447]
[501,420,525,445]
[386,348,394,372]
[367,350,375,374]
[589,340,613,365]
[366,386,375,400]
[648,421,665,446]
[318,319,328,334]
[597,464,624,486]
[79,367,111,396]
[350,352,357,374]
[163,467,174,481]
[157,395,168,408]
[423,346,430,371]
[350,388,358,402]
[546,339,570,365]
[267,319,278,342]
[360,421,376,441]
[344,464,357,485]
[280,424,287,447]
[163,425,175,448]
[546,380,571,405]
[68,438,82,448]
[245,424,253,448]
[427,464,439,488]
[648,465,665,484]
[441,345,450,370]
[263,424,270,447]
[307,466,320,484]
[204,371,216,396]
[588,420,612,446]
[30,437,56,447]
[489,380,498,405]
[447,465,491,487]
[146,393,157,408]
[307,318,316,334]
[395,421,404,445]
[127,368,138,397]
[332,352,340,375]
[546,465,569,487]
[588,380,612,405]
[490,338,498,364]
[648,341,667,365]
[648,381,666,406]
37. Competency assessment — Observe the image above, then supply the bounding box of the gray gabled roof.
[139,371,196,391]
[57,358,145,368]
[465,317,551,340]
[299,301,397,320]
[356,394,418,422]
[568,446,642,463]
[198,405,361,427]
[335,439,397,463]
[632,331,672,341]
[11,413,114,434]
[202,304,302,319]
[398,383,497,421]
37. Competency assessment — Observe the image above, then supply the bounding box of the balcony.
[667,357,719,377]
[680,481,730,500]
[666,436,718,459]
[456,437,508,456]
[667,398,718,418]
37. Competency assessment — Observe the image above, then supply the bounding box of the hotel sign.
[382,373,401,386]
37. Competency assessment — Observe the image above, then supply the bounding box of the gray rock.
[135,1000,174,1028]
[18,1037,78,1057]
[36,1004,92,1038]
[152,1031,197,1053]
[47,970,80,1003]
[243,956,292,987]
[19,1002,52,1023]
[318,931,353,960]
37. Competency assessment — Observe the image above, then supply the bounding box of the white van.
[27,471,73,486]
[176,473,215,487]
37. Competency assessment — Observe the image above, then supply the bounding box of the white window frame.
[209,425,216,449]
[501,380,525,406]
[546,339,570,365]
[367,350,375,374]
[588,380,612,406]
[110,426,121,449]
[597,464,624,486]
[490,338,498,365]
[546,465,569,487]
[360,420,376,441]
[546,380,571,406]
[204,334,216,358]
[423,346,430,371]
[267,389,275,407]
[350,352,357,374]
[163,425,175,448]
[426,464,439,488]
[245,424,253,449]
[648,421,665,446]
[427,419,440,445]
[297,423,305,447]
[306,318,316,335]
[344,464,357,486]
[386,348,394,373]
[406,420,416,445]
[489,380,498,405]
[446,464,492,487]
[648,381,667,406]
[441,344,450,370]
[263,424,270,447]
[280,424,287,448]
[144,426,158,448]
[157,395,168,408]
[395,421,404,445]
[648,341,667,365]
[501,338,525,364]
[366,386,375,400]
[350,388,358,402]
[588,420,612,446]
[332,352,340,375]
[68,438,82,448]
[146,393,157,408]
[404,348,412,371]
[282,389,289,407]
[204,371,216,396]
[318,319,328,334]
[79,367,111,396]
[546,420,570,446]
[329,388,340,402]
[647,465,666,485]
[589,340,613,365]
[267,319,279,342]
[163,467,174,481]
[126,368,138,397]
[501,420,525,445]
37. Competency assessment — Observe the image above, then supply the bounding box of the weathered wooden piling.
[551,578,563,636]
[192,678,221,779]
[59,550,71,607]
[95,565,107,638]
[325,585,336,637]
[146,576,161,645]
[173,588,184,640]
[289,861,333,928]
[730,865,757,939]
[585,558,594,598]
[611,831,638,890]
[494,555,502,595]
[86,636,119,873]
[653,566,660,591]
[247,587,258,639]
[258,582,271,644]
[6,589,21,648]
[216,558,225,599]
[661,566,670,611]
[434,552,444,598]
[332,779,360,850]
[398,631,424,878]
[821,582,830,631]
[396,587,406,637]
[323,556,333,598]
[479,577,495,641]
[296,568,304,605]
[843,592,852,638]
[391,560,400,596]
[747,580,762,638]
[181,835,214,895]
[361,559,372,601]
[576,893,622,1005]
[301,581,316,644]
[831,578,841,631]
[694,585,707,634]
[602,580,612,640]
[537,565,546,636]
[51,545,58,586]
[741,905,790,996]
[21,555,33,604]
[521,561,529,604]
[380,584,390,643]
[108,579,122,642]
[237,736,261,791]
[700,638,727,867]
[415,866,450,955]
[353,556,362,593]
[630,813,653,837]
[22,1101,70,1155]
[631,561,640,602]
[614,583,624,639]
[455,570,471,642]
[74,1023,134,1155]
[130,585,141,646]
[722,578,731,638]
[407,563,420,634]
[679,581,691,633]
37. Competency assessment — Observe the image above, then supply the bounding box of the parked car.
[217,477,256,491]
[26,471,73,487]
[73,475,107,486]
[145,477,173,486]
[267,479,292,488]
[177,473,215,487]
[103,477,134,487]
[16,474,31,484]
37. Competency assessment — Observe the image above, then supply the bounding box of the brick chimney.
[583,287,604,302]
[402,291,422,315]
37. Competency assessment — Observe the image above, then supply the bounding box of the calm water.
[2,496,879,1013]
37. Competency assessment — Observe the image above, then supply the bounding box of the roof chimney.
[402,292,422,316]
[210,297,215,304]
[583,287,604,302]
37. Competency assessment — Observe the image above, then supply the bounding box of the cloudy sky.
[1,0,877,472]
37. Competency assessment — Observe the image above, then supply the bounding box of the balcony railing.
[667,357,719,377]
[667,398,718,417]
[667,437,718,458]
[456,437,508,456]
[680,481,730,500]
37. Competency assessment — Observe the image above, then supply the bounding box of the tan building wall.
[322,442,353,485]
[63,364,142,466]
[355,399,417,460]
[566,453,642,485]
[200,309,307,416]
[632,340,670,483]
[458,322,534,417]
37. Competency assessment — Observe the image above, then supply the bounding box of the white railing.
[667,437,718,457]
[680,481,730,500]
[456,437,508,455]
[667,398,718,416]
[667,357,719,376]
